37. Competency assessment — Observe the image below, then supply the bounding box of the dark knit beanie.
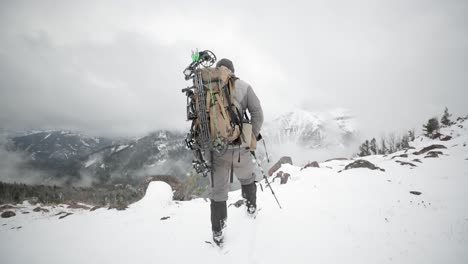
[216,58,235,73]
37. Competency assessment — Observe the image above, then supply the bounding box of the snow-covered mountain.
[83,130,192,183]
[2,116,467,264]
[3,130,191,185]
[263,108,357,149]
[11,130,111,163]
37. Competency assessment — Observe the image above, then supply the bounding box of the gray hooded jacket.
[233,78,264,137]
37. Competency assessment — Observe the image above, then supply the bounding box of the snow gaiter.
[210,199,227,244]
[241,182,257,214]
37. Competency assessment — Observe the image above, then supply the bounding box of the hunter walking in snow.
[209,58,264,245]
[182,51,263,246]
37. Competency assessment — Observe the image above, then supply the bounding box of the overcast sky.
[0,0,467,138]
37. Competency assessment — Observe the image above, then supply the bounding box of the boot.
[241,182,257,215]
[210,200,227,246]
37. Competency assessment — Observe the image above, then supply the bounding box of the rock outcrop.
[273,171,291,184]
[425,151,444,158]
[268,157,293,176]
[395,160,417,167]
[302,161,319,169]
[439,135,452,141]
[392,154,408,159]
[1,211,16,218]
[33,207,50,213]
[340,160,385,172]
[413,144,447,155]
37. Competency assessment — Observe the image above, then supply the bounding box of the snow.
[80,139,90,147]
[1,120,468,264]
[43,133,51,140]
[85,158,98,168]
[115,144,129,153]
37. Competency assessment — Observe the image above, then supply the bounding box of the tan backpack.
[193,66,242,151]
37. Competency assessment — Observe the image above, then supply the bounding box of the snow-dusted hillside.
[1,118,467,264]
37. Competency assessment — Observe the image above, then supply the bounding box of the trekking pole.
[251,151,282,209]
[262,138,270,163]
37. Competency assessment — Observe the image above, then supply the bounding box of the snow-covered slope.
[1,118,467,264]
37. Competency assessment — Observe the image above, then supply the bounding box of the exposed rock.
[302,161,319,169]
[0,204,16,211]
[324,158,348,162]
[395,160,417,167]
[391,154,408,159]
[268,156,293,176]
[59,213,73,219]
[22,211,30,214]
[425,151,444,158]
[144,175,184,201]
[342,160,385,172]
[33,207,50,213]
[412,159,422,163]
[67,202,91,210]
[413,144,447,155]
[229,200,244,208]
[108,204,128,211]
[410,191,422,195]
[439,135,452,141]
[281,173,291,184]
[273,171,291,184]
[160,216,170,221]
[1,211,16,218]
[90,206,102,211]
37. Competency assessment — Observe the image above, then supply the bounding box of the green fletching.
[192,52,200,62]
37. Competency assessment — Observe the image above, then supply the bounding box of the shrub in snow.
[423,117,440,139]
[441,107,455,127]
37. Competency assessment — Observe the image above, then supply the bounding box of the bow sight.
[183,50,216,80]
[181,50,217,177]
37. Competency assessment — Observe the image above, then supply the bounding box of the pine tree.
[379,137,388,155]
[441,107,453,127]
[401,134,410,149]
[358,140,371,157]
[423,117,440,138]
[370,138,377,155]
[408,129,415,141]
[388,133,396,153]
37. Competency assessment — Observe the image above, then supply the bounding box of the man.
[210,58,264,246]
